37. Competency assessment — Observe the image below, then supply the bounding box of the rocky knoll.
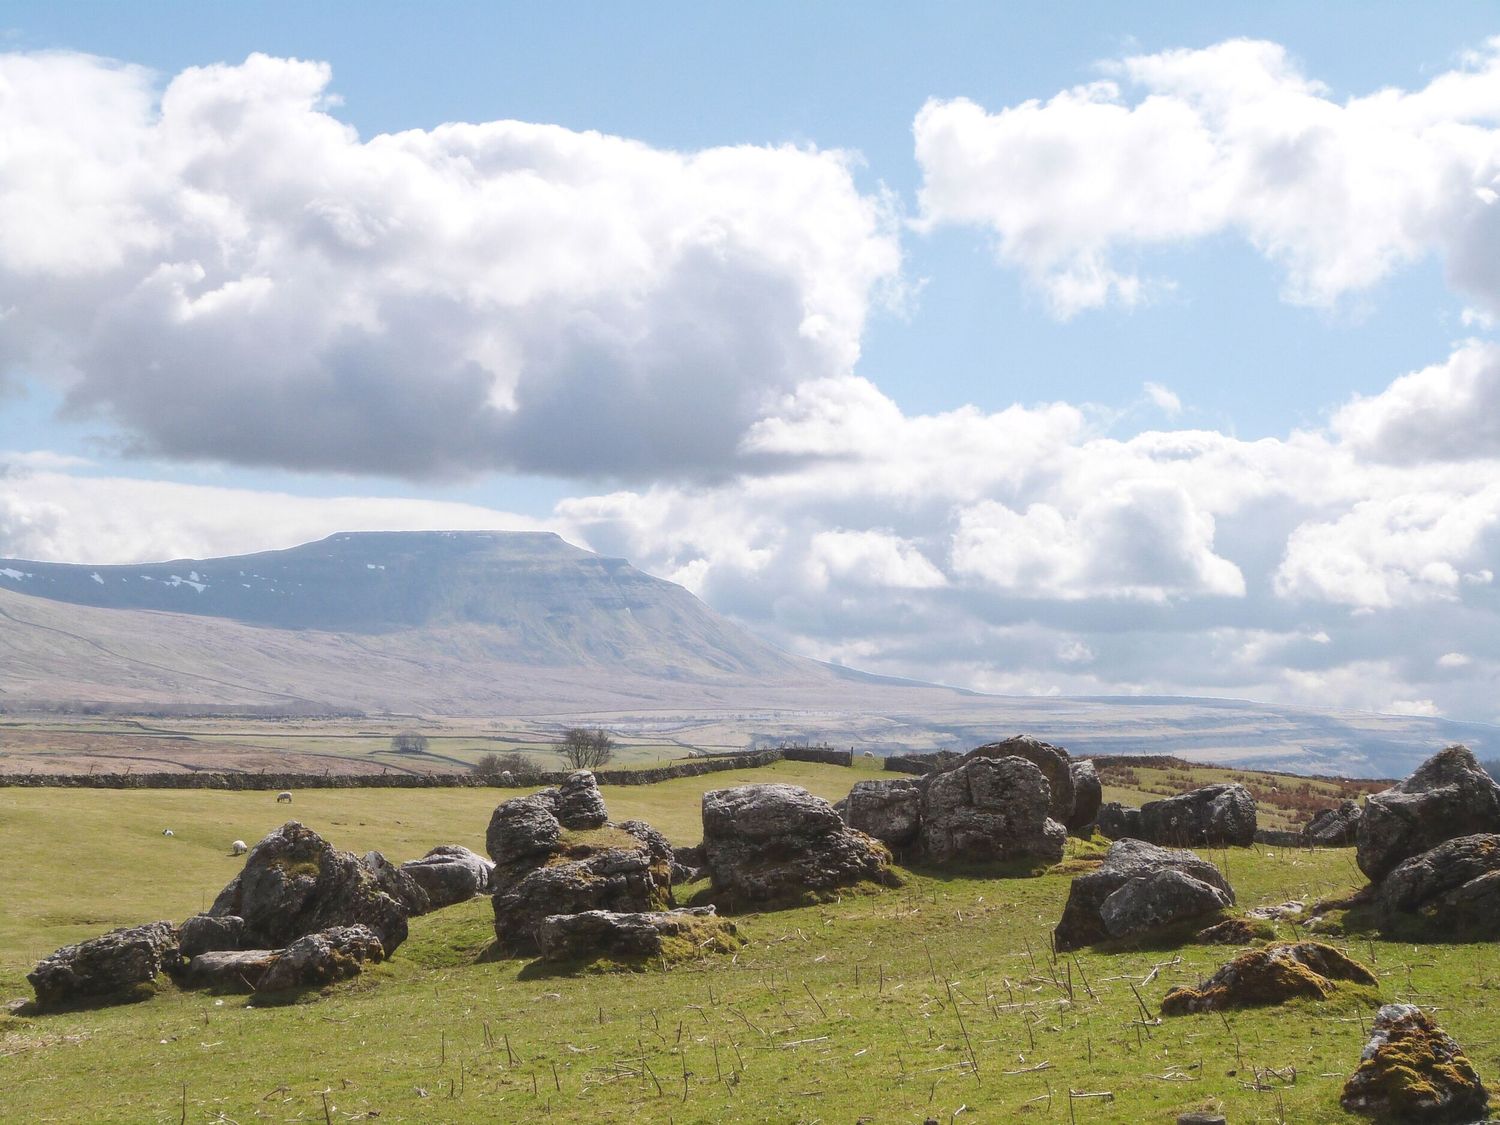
[1356,745,1500,880]
[962,737,1076,824]
[919,756,1066,866]
[1137,783,1256,847]
[1375,833,1500,938]
[1161,941,1376,1014]
[701,783,897,908]
[1341,1004,1488,1122]
[1054,838,1234,952]
[28,921,181,1008]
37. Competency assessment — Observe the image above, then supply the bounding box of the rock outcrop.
[963,737,1075,824]
[28,921,180,1008]
[178,913,246,958]
[1098,802,1141,840]
[843,778,923,848]
[1376,833,1500,937]
[486,793,561,866]
[1341,1003,1488,1122]
[1138,784,1257,848]
[1066,759,1102,833]
[919,757,1066,866]
[1357,745,1500,880]
[701,784,897,908]
[206,822,410,955]
[1054,839,1234,952]
[1161,941,1377,1014]
[255,925,385,993]
[556,770,610,829]
[535,906,742,964]
[400,845,494,910]
[362,850,431,916]
[1303,800,1362,846]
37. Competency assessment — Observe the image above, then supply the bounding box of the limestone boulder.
[363,850,431,916]
[1357,745,1500,880]
[962,736,1075,824]
[255,925,385,994]
[1138,784,1257,847]
[1302,800,1362,846]
[207,822,409,955]
[844,778,924,848]
[556,770,609,829]
[180,949,280,992]
[701,784,897,908]
[485,794,562,867]
[1162,941,1377,1014]
[178,913,247,958]
[1066,759,1102,833]
[920,756,1065,866]
[1054,838,1234,952]
[400,845,494,910]
[1098,802,1142,840]
[1376,833,1500,937]
[535,906,742,964]
[28,921,180,1008]
[1341,1004,1488,1122]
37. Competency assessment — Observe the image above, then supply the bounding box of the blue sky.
[5,3,1500,721]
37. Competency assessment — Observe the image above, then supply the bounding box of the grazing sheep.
[862,750,876,759]
[230,839,248,856]
[162,828,174,837]
[276,791,293,803]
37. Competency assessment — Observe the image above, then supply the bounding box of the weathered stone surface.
[254,924,385,993]
[1054,838,1234,952]
[844,779,924,848]
[400,845,494,910]
[178,913,246,957]
[1357,745,1500,880]
[535,906,742,964]
[556,770,609,829]
[962,736,1075,823]
[701,784,897,908]
[671,842,707,885]
[28,921,180,1007]
[207,822,409,955]
[1067,759,1102,833]
[1162,941,1377,1014]
[180,949,279,992]
[1341,1003,1488,1122]
[1098,802,1142,840]
[485,794,562,866]
[363,850,431,916]
[1303,800,1363,846]
[1376,833,1500,937]
[1138,784,1257,847]
[615,819,676,876]
[919,756,1066,866]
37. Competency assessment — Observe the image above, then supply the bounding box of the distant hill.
[0,530,1494,778]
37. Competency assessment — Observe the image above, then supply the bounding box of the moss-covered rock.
[1162,941,1377,1014]
[1341,1003,1488,1122]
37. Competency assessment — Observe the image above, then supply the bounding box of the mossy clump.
[1194,917,1276,945]
[1162,941,1378,1015]
[1341,1004,1489,1122]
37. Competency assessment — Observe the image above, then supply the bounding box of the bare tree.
[555,727,615,770]
[391,731,430,755]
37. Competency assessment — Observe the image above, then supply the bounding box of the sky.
[4,2,1500,721]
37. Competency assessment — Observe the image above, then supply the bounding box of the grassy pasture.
[3,762,1498,1123]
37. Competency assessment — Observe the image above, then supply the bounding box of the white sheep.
[276,791,293,803]
[230,839,248,856]
[162,828,174,837]
[862,750,876,759]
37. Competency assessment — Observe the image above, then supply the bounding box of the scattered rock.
[486,794,562,867]
[701,784,898,908]
[255,925,386,994]
[1341,1003,1488,1122]
[400,845,494,910]
[1161,941,1377,1014]
[535,906,743,965]
[178,913,246,957]
[1246,900,1306,921]
[1194,917,1270,945]
[920,756,1066,866]
[1098,802,1142,840]
[1357,745,1500,880]
[962,736,1075,824]
[1138,784,1257,848]
[1054,839,1234,952]
[1376,833,1500,938]
[1303,800,1363,846]
[556,770,609,829]
[844,778,924,848]
[206,822,409,955]
[28,921,180,1008]
[1067,759,1103,833]
[180,949,280,992]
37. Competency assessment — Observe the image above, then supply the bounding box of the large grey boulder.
[844,778,923,848]
[400,845,494,910]
[556,770,609,829]
[255,925,385,993]
[1066,759,1103,833]
[180,949,280,992]
[1376,833,1500,937]
[1098,802,1141,840]
[1341,1003,1488,1122]
[1357,745,1500,880]
[485,794,562,866]
[1054,838,1234,952]
[1303,800,1362,846]
[962,736,1075,824]
[28,921,180,1008]
[920,756,1066,866]
[362,850,431,916]
[206,822,409,955]
[178,913,246,958]
[701,784,897,908]
[1138,784,1257,847]
[535,907,741,964]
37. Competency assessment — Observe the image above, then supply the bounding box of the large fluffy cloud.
[0,52,900,479]
[915,38,1500,315]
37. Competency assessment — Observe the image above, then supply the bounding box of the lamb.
[162,828,174,837]
[276,791,293,803]
[230,839,248,856]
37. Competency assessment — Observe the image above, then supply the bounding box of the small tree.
[555,727,615,770]
[472,751,537,783]
[391,731,430,755]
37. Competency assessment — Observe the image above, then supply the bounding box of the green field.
[2,761,1497,1123]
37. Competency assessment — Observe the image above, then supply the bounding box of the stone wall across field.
[780,746,853,767]
[0,749,787,791]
